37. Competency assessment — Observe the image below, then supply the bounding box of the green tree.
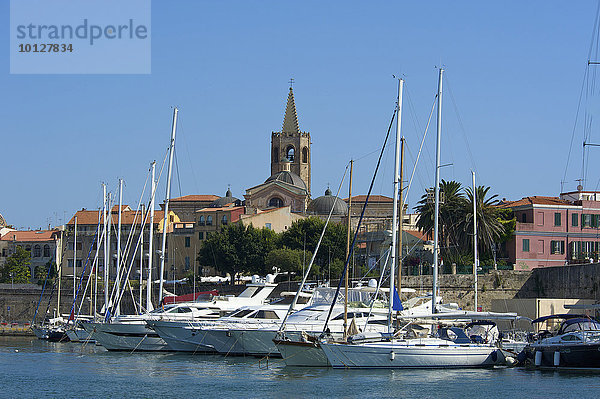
[0,246,32,283]
[415,181,509,267]
[415,180,467,264]
[34,259,58,285]
[265,247,316,278]
[460,185,506,255]
[278,217,348,275]
[197,223,277,284]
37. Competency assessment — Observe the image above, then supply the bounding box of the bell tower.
[271,81,312,194]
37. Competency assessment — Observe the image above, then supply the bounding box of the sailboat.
[319,71,517,369]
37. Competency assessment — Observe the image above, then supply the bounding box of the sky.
[2,0,600,230]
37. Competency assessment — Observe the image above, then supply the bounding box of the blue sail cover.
[392,287,403,311]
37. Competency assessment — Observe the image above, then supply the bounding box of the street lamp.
[9,272,13,289]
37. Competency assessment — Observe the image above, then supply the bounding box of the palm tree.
[415,180,467,262]
[460,185,505,255]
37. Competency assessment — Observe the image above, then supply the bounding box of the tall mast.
[344,160,353,339]
[389,78,403,331]
[397,137,405,309]
[103,186,109,312]
[115,178,123,316]
[139,204,144,311]
[159,107,178,304]
[147,162,156,311]
[73,216,77,307]
[472,171,478,312]
[432,68,444,314]
[93,207,101,321]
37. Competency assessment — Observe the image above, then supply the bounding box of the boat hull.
[274,339,330,367]
[320,340,499,369]
[526,344,600,368]
[83,322,169,351]
[148,321,215,353]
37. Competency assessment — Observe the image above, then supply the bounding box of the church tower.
[271,84,312,195]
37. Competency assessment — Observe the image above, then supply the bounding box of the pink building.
[504,191,600,270]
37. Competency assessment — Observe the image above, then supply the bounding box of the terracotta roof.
[0,230,59,242]
[197,206,244,213]
[67,209,165,225]
[499,196,571,208]
[170,195,220,202]
[404,229,428,241]
[345,195,393,203]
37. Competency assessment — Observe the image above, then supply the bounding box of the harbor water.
[1,337,600,398]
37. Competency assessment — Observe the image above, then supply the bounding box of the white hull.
[66,328,95,343]
[320,339,499,369]
[274,339,329,366]
[229,328,280,357]
[149,321,215,353]
[83,321,169,351]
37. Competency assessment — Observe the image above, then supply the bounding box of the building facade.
[63,206,172,282]
[503,191,600,270]
[0,229,64,278]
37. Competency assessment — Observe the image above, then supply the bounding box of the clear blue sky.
[2,0,598,229]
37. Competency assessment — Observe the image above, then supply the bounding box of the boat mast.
[432,68,443,314]
[389,78,403,331]
[472,171,478,312]
[103,185,109,313]
[147,161,156,312]
[159,107,178,305]
[344,159,353,339]
[73,216,77,314]
[115,178,123,316]
[139,204,144,311]
[93,208,101,320]
[397,137,404,312]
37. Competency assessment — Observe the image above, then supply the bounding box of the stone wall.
[401,271,532,311]
[2,264,598,322]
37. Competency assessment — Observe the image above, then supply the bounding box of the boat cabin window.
[332,312,366,320]
[274,295,310,305]
[176,307,192,313]
[151,305,176,313]
[561,334,582,341]
[229,309,254,318]
[252,310,279,319]
[560,319,600,334]
[238,286,260,298]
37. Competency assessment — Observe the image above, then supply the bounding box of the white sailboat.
[320,71,514,369]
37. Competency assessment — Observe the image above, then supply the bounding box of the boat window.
[177,307,192,313]
[297,296,310,304]
[561,334,582,341]
[252,310,279,319]
[367,319,388,325]
[229,309,254,318]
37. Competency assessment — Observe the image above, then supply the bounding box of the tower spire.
[282,84,300,133]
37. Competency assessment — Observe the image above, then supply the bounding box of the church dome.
[0,212,6,227]
[210,188,240,207]
[265,171,307,191]
[307,188,348,216]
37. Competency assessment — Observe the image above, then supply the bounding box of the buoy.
[505,356,517,367]
[14,349,18,353]
[534,351,542,366]
[553,351,560,367]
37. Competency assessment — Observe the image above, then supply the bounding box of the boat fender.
[390,351,395,361]
[505,356,517,367]
[553,351,560,367]
[534,351,542,366]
